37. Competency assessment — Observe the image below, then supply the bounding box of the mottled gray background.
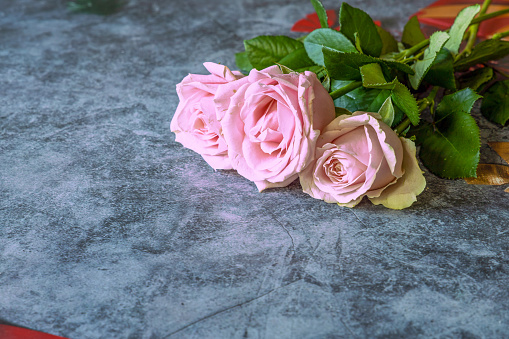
[1,0,509,338]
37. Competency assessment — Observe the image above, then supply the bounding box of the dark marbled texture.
[1,0,508,338]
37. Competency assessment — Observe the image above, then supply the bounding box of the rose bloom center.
[247,95,288,155]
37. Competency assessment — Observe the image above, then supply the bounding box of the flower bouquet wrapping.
[172,0,509,209]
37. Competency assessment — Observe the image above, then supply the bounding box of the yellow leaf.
[465,164,509,185]
[489,142,509,164]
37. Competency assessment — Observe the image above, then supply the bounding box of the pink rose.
[214,66,335,191]
[299,112,426,209]
[171,62,244,170]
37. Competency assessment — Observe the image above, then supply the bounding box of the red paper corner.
[0,325,69,339]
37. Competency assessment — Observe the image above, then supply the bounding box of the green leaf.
[324,50,364,80]
[277,64,295,74]
[354,32,363,53]
[392,104,405,127]
[331,80,382,112]
[458,67,493,91]
[424,48,456,91]
[402,16,426,48]
[303,28,357,66]
[297,65,323,74]
[278,47,315,70]
[481,80,509,126]
[339,3,382,57]
[412,88,482,178]
[244,36,303,70]
[392,81,420,125]
[367,89,392,112]
[360,63,387,87]
[444,4,480,55]
[409,31,450,90]
[454,39,509,71]
[358,64,413,126]
[378,96,395,126]
[311,0,328,28]
[335,107,353,117]
[324,48,414,81]
[376,26,399,55]
[322,75,331,92]
[235,52,253,72]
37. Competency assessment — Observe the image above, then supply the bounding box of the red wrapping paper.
[0,324,69,339]
[414,0,509,40]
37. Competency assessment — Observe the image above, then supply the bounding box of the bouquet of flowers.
[171,0,509,209]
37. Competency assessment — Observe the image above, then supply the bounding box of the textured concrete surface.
[1,0,509,338]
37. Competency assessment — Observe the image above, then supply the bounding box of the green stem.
[395,118,412,135]
[316,67,327,79]
[397,7,509,61]
[460,0,492,58]
[402,49,425,64]
[427,86,439,119]
[470,7,509,25]
[397,39,430,60]
[492,30,509,40]
[329,81,362,100]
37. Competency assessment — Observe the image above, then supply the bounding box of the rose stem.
[492,30,509,40]
[394,118,412,135]
[398,39,430,60]
[329,81,362,100]
[458,0,492,60]
[469,7,509,25]
[397,7,509,60]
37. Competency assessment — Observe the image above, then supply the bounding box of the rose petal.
[255,174,298,192]
[303,71,335,131]
[368,138,426,209]
[218,66,335,190]
[368,114,404,177]
[203,62,241,82]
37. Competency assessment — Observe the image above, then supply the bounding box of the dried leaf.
[488,142,509,164]
[464,164,509,185]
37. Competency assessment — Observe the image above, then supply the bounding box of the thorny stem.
[329,81,362,100]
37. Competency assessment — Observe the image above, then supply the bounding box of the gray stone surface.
[1,0,509,338]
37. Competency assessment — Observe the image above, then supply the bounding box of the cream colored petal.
[368,138,426,210]
[336,196,363,208]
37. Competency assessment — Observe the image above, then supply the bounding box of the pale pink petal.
[367,114,404,177]
[303,71,335,131]
[255,174,298,192]
[364,126,395,191]
[214,77,250,121]
[201,153,233,170]
[203,62,240,82]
